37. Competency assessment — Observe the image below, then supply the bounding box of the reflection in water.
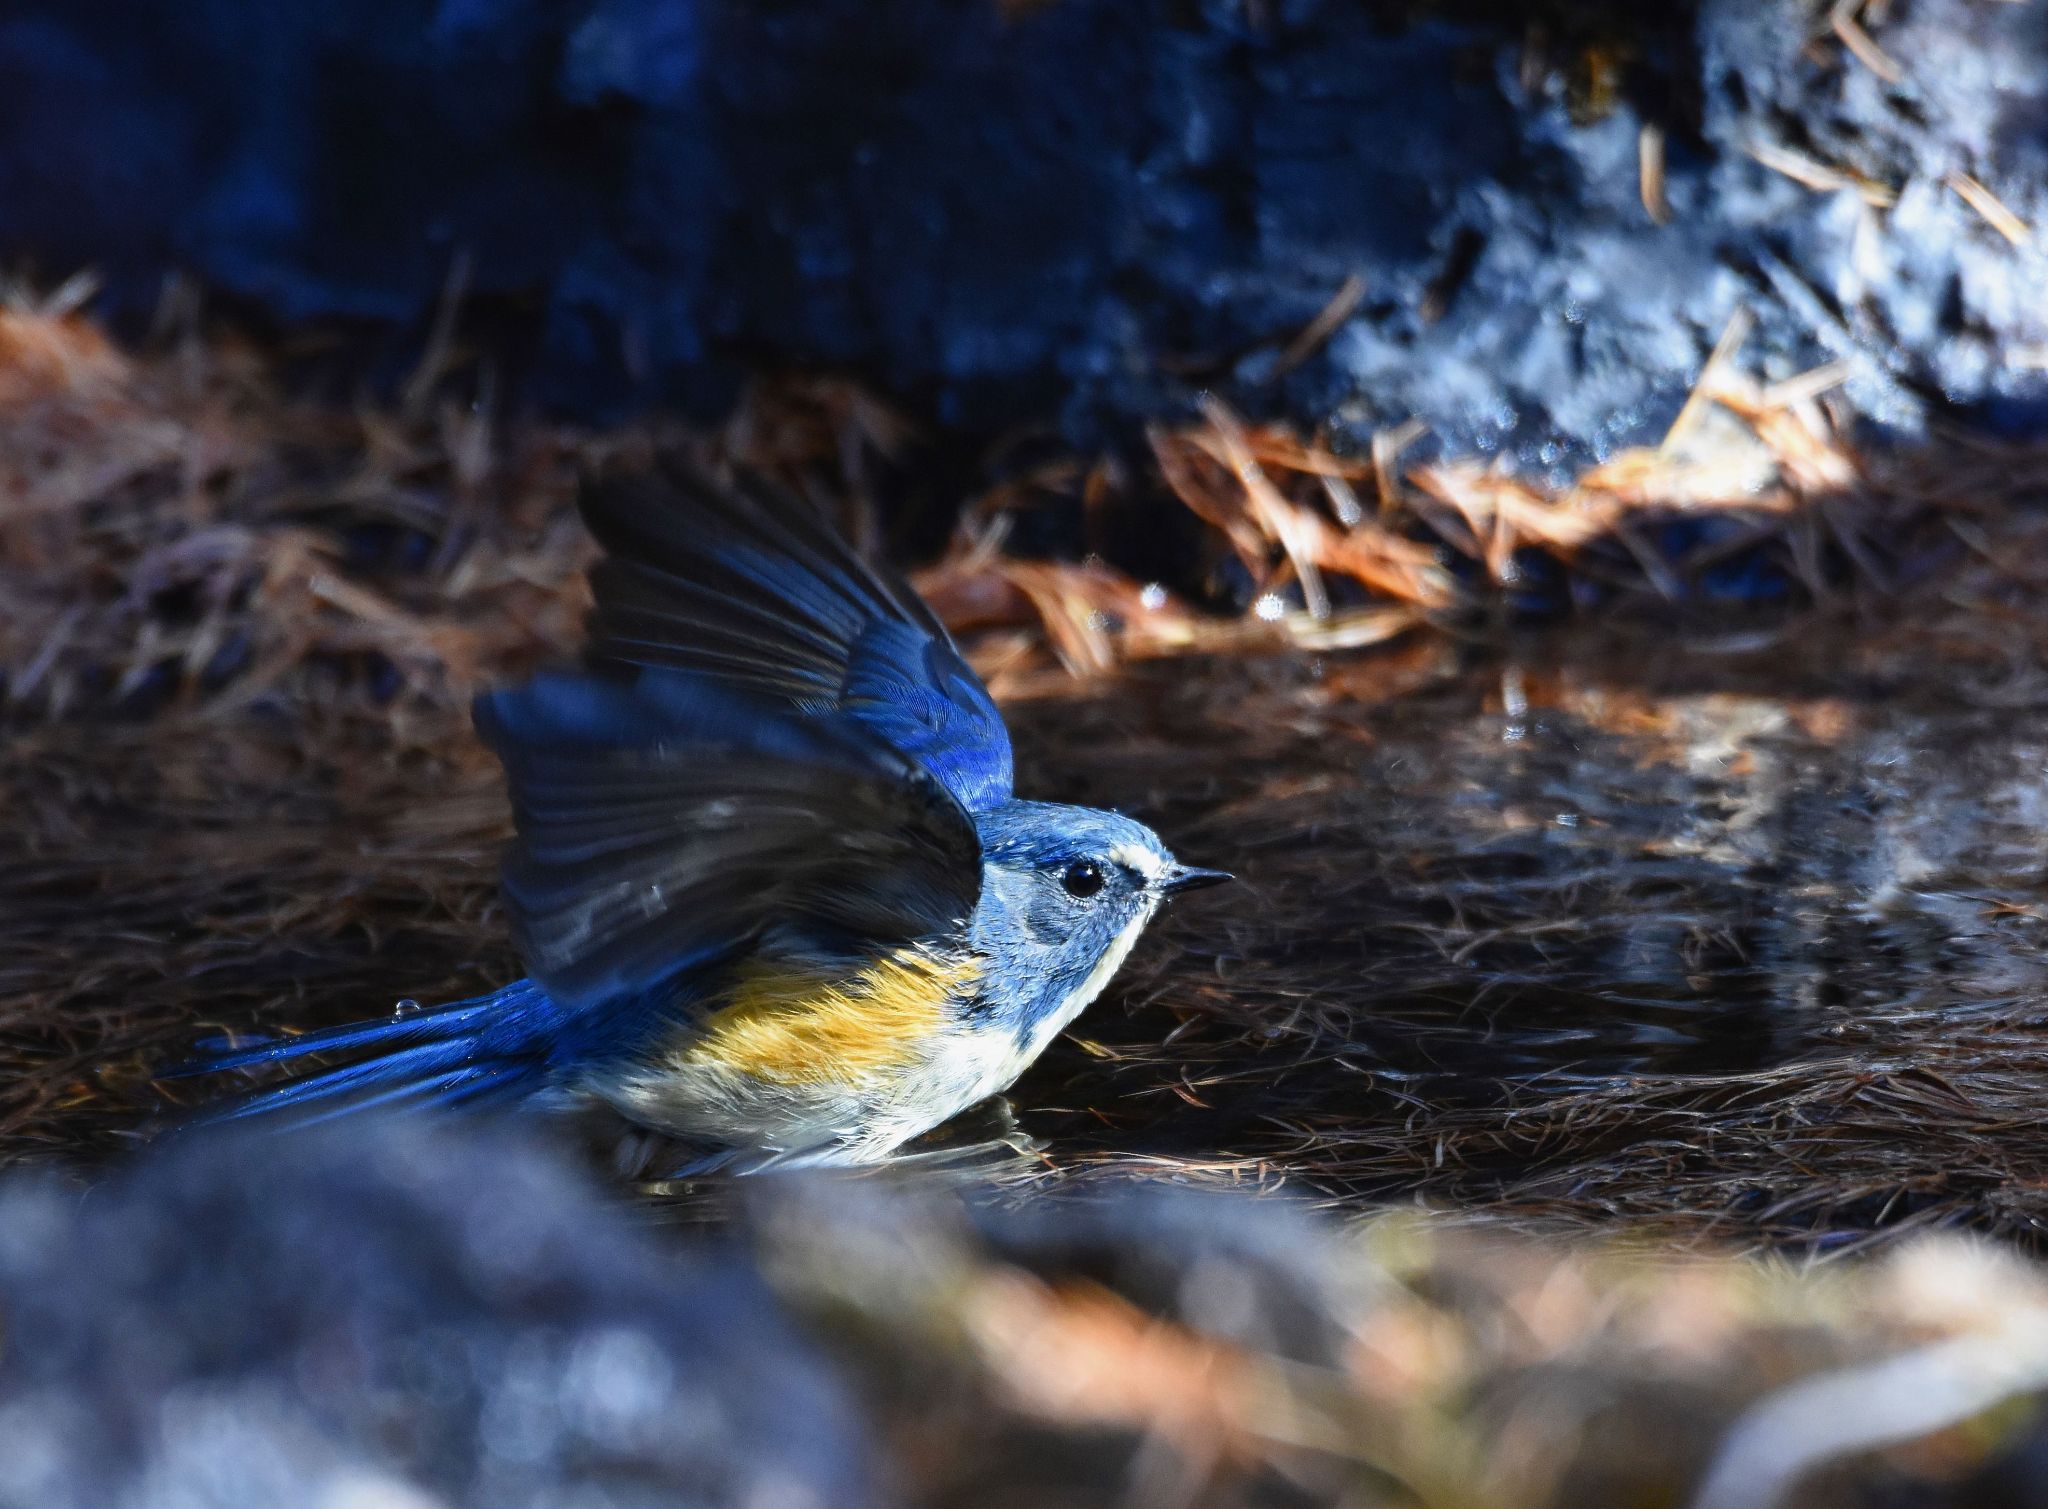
[10,623,2048,1245]
[992,627,2048,1243]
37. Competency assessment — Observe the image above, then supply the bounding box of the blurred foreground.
[5,1121,2048,1509]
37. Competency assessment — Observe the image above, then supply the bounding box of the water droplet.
[393,997,422,1018]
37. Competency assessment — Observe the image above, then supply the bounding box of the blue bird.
[174,459,1229,1167]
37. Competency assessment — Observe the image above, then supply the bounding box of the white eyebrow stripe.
[1108,841,1166,880]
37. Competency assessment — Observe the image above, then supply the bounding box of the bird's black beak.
[1161,865,1234,896]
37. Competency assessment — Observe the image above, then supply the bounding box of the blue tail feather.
[168,979,565,1126]
[202,1055,538,1128]
[164,991,516,1078]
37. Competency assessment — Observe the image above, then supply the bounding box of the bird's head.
[968,800,1230,1035]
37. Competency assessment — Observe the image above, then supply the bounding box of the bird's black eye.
[1061,860,1106,899]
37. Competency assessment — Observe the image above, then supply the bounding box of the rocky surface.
[0,1123,876,1509]
[6,1120,2048,1508]
[2,1,2044,470]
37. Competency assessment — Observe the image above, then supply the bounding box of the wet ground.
[996,625,2048,1247]
[10,620,2048,1251]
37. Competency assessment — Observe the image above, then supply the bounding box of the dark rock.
[0,1122,875,1509]
[0,0,2043,466]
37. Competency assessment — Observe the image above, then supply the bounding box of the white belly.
[853,897,1163,1156]
[593,900,1162,1167]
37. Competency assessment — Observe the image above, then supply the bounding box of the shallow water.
[993,624,2048,1240]
[10,621,2048,1246]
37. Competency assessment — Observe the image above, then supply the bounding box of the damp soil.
[9,620,2048,1252]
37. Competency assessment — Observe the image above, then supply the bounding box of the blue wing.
[475,672,983,1010]
[472,459,1004,1011]
[563,459,1014,812]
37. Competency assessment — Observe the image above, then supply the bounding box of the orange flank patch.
[684,948,982,1085]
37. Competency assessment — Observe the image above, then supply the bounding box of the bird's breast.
[1013,900,1161,1057]
[589,942,1004,1160]
[678,945,983,1086]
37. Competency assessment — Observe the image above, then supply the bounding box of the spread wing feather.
[477,673,982,1011]
[472,459,1008,1013]
[576,459,1014,811]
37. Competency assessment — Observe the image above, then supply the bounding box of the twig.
[1270,274,1367,381]
[1945,172,2034,247]
[1693,1315,2048,1509]
[1639,123,1672,226]
[1662,307,1754,454]
[1829,0,1904,84]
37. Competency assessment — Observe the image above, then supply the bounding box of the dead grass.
[0,279,591,720]
[6,284,2046,718]
[9,290,2048,1265]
